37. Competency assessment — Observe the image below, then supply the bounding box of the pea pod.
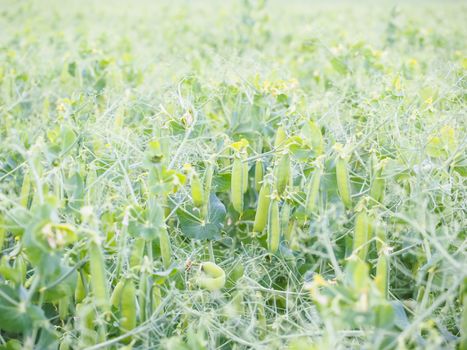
[242,159,249,193]
[274,126,287,149]
[280,202,291,242]
[202,163,214,217]
[335,145,352,209]
[230,290,244,316]
[274,154,290,196]
[89,241,109,311]
[369,159,386,204]
[231,157,244,213]
[352,207,369,261]
[58,296,69,321]
[120,279,137,336]
[77,303,97,348]
[197,261,226,291]
[129,237,145,270]
[253,183,271,233]
[191,171,204,208]
[159,225,171,269]
[110,279,125,308]
[20,170,31,208]
[75,272,87,303]
[267,198,280,253]
[375,252,389,298]
[254,159,264,193]
[152,285,162,313]
[138,258,150,322]
[305,162,323,215]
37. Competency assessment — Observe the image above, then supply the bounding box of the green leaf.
[0,284,46,334]
[177,194,226,240]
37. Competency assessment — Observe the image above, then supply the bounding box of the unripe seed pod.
[231,158,244,213]
[89,241,109,311]
[202,163,214,217]
[369,159,387,204]
[267,199,280,253]
[20,170,31,208]
[375,252,389,298]
[152,285,162,313]
[334,144,352,209]
[353,208,369,261]
[197,261,226,291]
[75,273,87,303]
[58,296,69,321]
[129,237,145,270]
[159,226,171,269]
[110,279,125,308]
[254,159,264,193]
[280,202,291,242]
[274,154,290,196]
[191,172,204,208]
[305,162,323,215]
[253,183,271,233]
[274,126,287,149]
[120,279,137,338]
[242,159,249,194]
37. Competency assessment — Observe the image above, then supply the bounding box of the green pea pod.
[335,154,352,209]
[274,154,290,196]
[197,262,226,291]
[369,160,386,204]
[274,126,287,149]
[254,159,264,193]
[110,279,125,308]
[202,163,214,217]
[129,237,145,270]
[191,172,204,208]
[58,296,69,321]
[120,279,137,337]
[285,220,296,245]
[89,241,109,311]
[267,199,280,253]
[77,303,97,348]
[253,183,271,233]
[138,263,149,322]
[231,290,244,316]
[20,170,31,208]
[305,165,323,215]
[375,252,389,298]
[375,225,387,255]
[280,202,291,242]
[242,159,249,194]
[152,285,162,313]
[352,208,369,261]
[231,157,244,213]
[75,272,87,303]
[159,226,171,269]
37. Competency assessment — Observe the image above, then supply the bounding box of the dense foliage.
[0,0,466,349]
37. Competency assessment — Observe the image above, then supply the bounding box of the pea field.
[0,0,466,349]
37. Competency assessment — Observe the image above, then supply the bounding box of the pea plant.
[0,0,466,349]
